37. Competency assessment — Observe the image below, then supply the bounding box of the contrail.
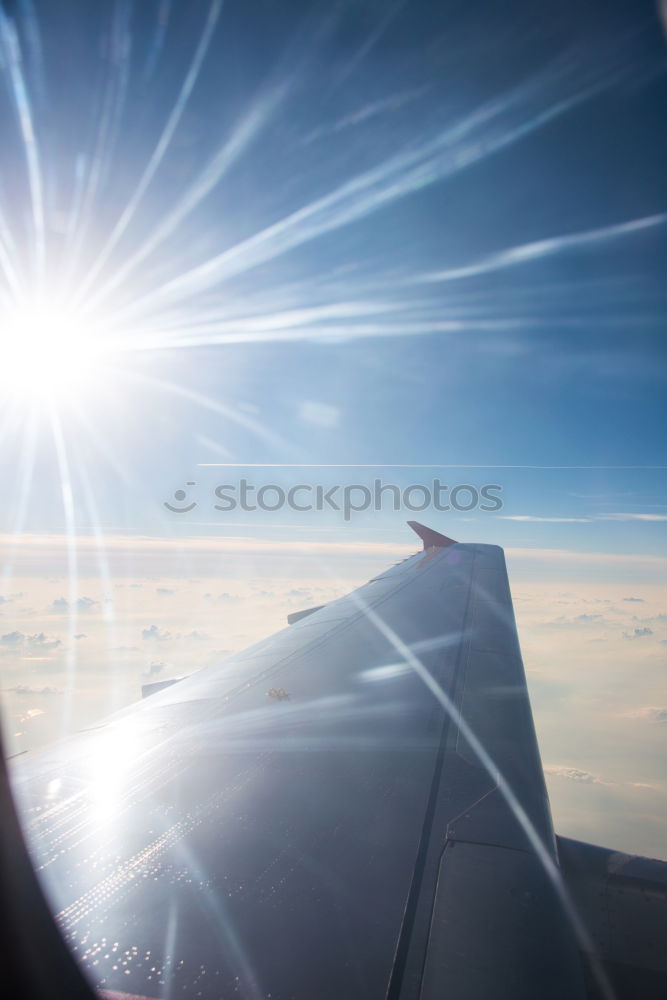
[422,212,667,283]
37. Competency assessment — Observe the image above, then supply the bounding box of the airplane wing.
[3,525,667,999]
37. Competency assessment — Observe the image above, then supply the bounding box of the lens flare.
[0,297,108,404]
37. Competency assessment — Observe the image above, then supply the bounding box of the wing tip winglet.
[407,520,457,550]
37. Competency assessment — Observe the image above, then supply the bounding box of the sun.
[0,295,110,406]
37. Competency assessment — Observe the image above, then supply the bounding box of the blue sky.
[1,0,666,547]
[1,0,666,855]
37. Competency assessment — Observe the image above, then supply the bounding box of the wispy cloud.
[600,513,667,522]
[502,512,667,523]
[301,86,428,144]
[500,515,591,523]
[625,707,667,724]
[0,532,414,558]
[422,213,667,284]
[506,548,667,568]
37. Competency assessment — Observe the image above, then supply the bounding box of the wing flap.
[557,836,667,999]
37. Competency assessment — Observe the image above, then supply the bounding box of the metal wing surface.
[8,529,638,999]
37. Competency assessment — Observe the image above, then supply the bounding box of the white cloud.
[545,765,608,784]
[28,632,62,649]
[1,630,24,645]
[1,630,61,649]
[543,612,606,627]
[622,627,653,640]
[141,624,171,641]
[51,595,98,612]
[10,684,62,696]
[142,661,165,679]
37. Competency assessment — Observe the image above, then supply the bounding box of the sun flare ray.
[75,0,225,305]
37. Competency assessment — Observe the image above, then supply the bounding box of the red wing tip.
[407,521,457,550]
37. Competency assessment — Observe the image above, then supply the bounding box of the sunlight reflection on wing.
[86,721,144,828]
